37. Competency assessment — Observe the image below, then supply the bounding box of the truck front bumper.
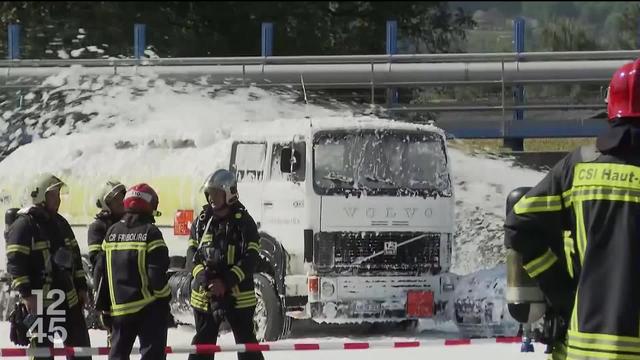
[307,274,456,321]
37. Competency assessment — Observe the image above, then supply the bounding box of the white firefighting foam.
[0,68,552,347]
[0,68,545,275]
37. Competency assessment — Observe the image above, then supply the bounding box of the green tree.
[538,17,599,51]
[521,2,578,22]
[536,18,600,101]
[0,1,475,58]
[611,2,640,50]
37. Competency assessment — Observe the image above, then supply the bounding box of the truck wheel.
[254,273,287,342]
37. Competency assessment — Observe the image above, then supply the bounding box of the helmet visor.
[46,181,68,195]
[104,183,126,205]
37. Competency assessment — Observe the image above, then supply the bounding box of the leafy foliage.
[0,1,475,58]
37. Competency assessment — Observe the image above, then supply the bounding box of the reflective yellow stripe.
[569,330,640,344]
[571,187,640,204]
[138,248,152,300]
[146,239,167,252]
[66,289,78,307]
[247,242,260,252]
[11,276,30,288]
[574,193,640,203]
[562,188,573,208]
[88,244,103,252]
[65,238,78,246]
[191,299,208,308]
[571,290,579,331]
[191,296,208,306]
[111,297,154,311]
[190,289,209,311]
[570,340,640,353]
[236,296,258,302]
[563,230,575,279]
[232,290,256,299]
[42,248,51,275]
[75,269,86,278]
[32,241,49,251]
[191,300,208,308]
[153,284,171,298]
[566,331,640,358]
[110,297,156,316]
[230,265,245,283]
[573,163,640,190]
[6,244,30,255]
[104,242,147,250]
[523,248,558,278]
[202,234,213,244]
[235,296,256,302]
[106,249,117,312]
[514,195,563,214]
[192,264,205,277]
[42,282,53,306]
[567,347,640,360]
[191,301,209,311]
[227,245,235,265]
[235,299,257,309]
[574,200,587,266]
[191,290,208,300]
[188,239,198,248]
[105,241,156,314]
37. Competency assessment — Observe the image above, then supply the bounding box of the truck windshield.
[313,130,452,197]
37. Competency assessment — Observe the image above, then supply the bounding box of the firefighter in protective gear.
[87,180,126,344]
[6,173,92,360]
[186,204,213,273]
[505,58,640,360]
[189,169,264,360]
[93,183,170,360]
[88,180,126,266]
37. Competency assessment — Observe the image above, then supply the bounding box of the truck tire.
[169,256,186,270]
[254,273,288,342]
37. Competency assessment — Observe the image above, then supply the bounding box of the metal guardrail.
[0,50,638,67]
[0,50,622,141]
[387,104,606,112]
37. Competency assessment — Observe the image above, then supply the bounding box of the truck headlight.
[321,280,335,298]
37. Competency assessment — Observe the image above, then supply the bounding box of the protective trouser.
[188,307,264,360]
[29,304,91,360]
[109,299,169,360]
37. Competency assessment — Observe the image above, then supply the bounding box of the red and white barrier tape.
[0,337,524,357]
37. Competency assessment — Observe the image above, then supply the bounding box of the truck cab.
[179,117,457,340]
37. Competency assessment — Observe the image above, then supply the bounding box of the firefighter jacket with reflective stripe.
[5,206,87,308]
[505,125,640,360]
[189,202,261,313]
[87,211,121,269]
[98,213,170,317]
[185,205,213,272]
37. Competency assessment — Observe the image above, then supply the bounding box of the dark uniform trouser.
[109,300,169,360]
[189,307,265,360]
[30,304,91,360]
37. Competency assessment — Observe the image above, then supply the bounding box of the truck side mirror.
[280,147,300,173]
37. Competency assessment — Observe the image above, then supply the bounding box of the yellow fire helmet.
[29,173,68,205]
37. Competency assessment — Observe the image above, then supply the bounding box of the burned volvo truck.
[172,117,459,341]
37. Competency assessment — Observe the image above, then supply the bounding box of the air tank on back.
[4,208,19,239]
[505,187,547,324]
